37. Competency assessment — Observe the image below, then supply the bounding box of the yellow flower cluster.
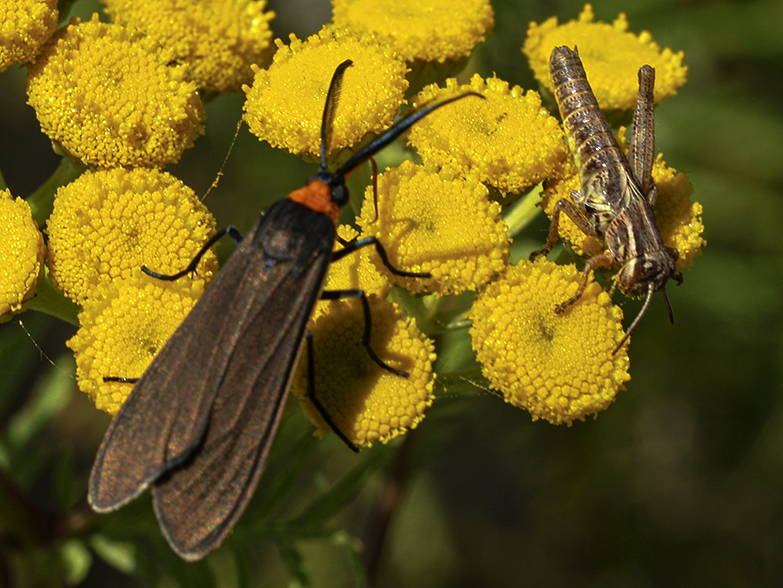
[357,160,509,296]
[469,259,630,425]
[26,14,204,169]
[103,0,274,93]
[46,168,218,305]
[243,27,408,161]
[408,74,568,197]
[0,190,45,321]
[332,0,494,64]
[523,4,688,112]
[293,297,435,447]
[67,274,205,414]
[43,167,218,413]
[11,0,701,438]
[0,0,57,71]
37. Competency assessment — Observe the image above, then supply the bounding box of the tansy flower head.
[408,75,568,198]
[68,274,205,414]
[0,189,45,321]
[0,0,58,72]
[292,296,435,447]
[103,0,274,94]
[647,154,705,271]
[26,14,204,169]
[46,168,217,305]
[243,27,408,162]
[312,224,390,323]
[523,4,687,113]
[332,0,493,87]
[468,259,630,425]
[357,160,509,296]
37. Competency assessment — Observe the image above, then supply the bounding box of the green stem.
[27,157,87,228]
[28,275,79,326]
[504,183,544,237]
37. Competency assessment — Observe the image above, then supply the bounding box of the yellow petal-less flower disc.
[0,189,45,321]
[312,224,391,322]
[68,274,204,414]
[357,160,509,296]
[523,4,687,112]
[103,0,274,94]
[243,27,408,161]
[649,154,705,272]
[26,14,204,168]
[46,168,218,305]
[408,75,568,196]
[0,0,57,71]
[332,0,493,64]
[292,297,436,447]
[468,259,630,425]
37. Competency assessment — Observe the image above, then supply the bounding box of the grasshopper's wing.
[628,65,656,197]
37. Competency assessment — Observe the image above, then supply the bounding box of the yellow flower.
[357,160,509,296]
[103,0,274,94]
[46,168,217,305]
[468,259,630,425]
[332,0,494,64]
[648,154,705,271]
[243,27,408,162]
[68,274,204,414]
[540,128,704,270]
[0,0,58,71]
[292,296,436,447]
[26,14,204,169]
[0,189,45,321]
[408,75,568,197]
[523,4,687,112]
[311,224,391,322]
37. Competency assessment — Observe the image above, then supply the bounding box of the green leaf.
[89,534,138,574]
[60,538,92,586]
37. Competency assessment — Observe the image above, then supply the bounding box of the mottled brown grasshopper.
[530,46,682,353]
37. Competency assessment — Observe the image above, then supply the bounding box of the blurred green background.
[1,0,782,586]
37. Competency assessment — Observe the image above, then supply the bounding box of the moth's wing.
[88,199,332,517]
[150,203,335,560]
[88,219,269,512]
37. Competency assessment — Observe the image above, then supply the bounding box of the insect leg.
[320,288,408,377]
[304,331,360,453]
[529,198,598,261]
[554,251,615,315]
[143,226,243,281]
[332,237,431,278]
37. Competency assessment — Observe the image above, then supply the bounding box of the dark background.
[1,0,781,586]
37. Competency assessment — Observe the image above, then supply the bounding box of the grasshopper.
[530,46,682,353]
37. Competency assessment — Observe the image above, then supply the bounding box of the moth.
[530,45,682,353]
[89,60,479,560]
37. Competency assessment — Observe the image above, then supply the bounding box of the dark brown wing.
[89,199,335,559]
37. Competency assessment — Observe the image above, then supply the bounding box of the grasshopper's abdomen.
[550,46,634,213]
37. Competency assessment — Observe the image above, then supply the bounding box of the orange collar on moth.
[288,180,340,223]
